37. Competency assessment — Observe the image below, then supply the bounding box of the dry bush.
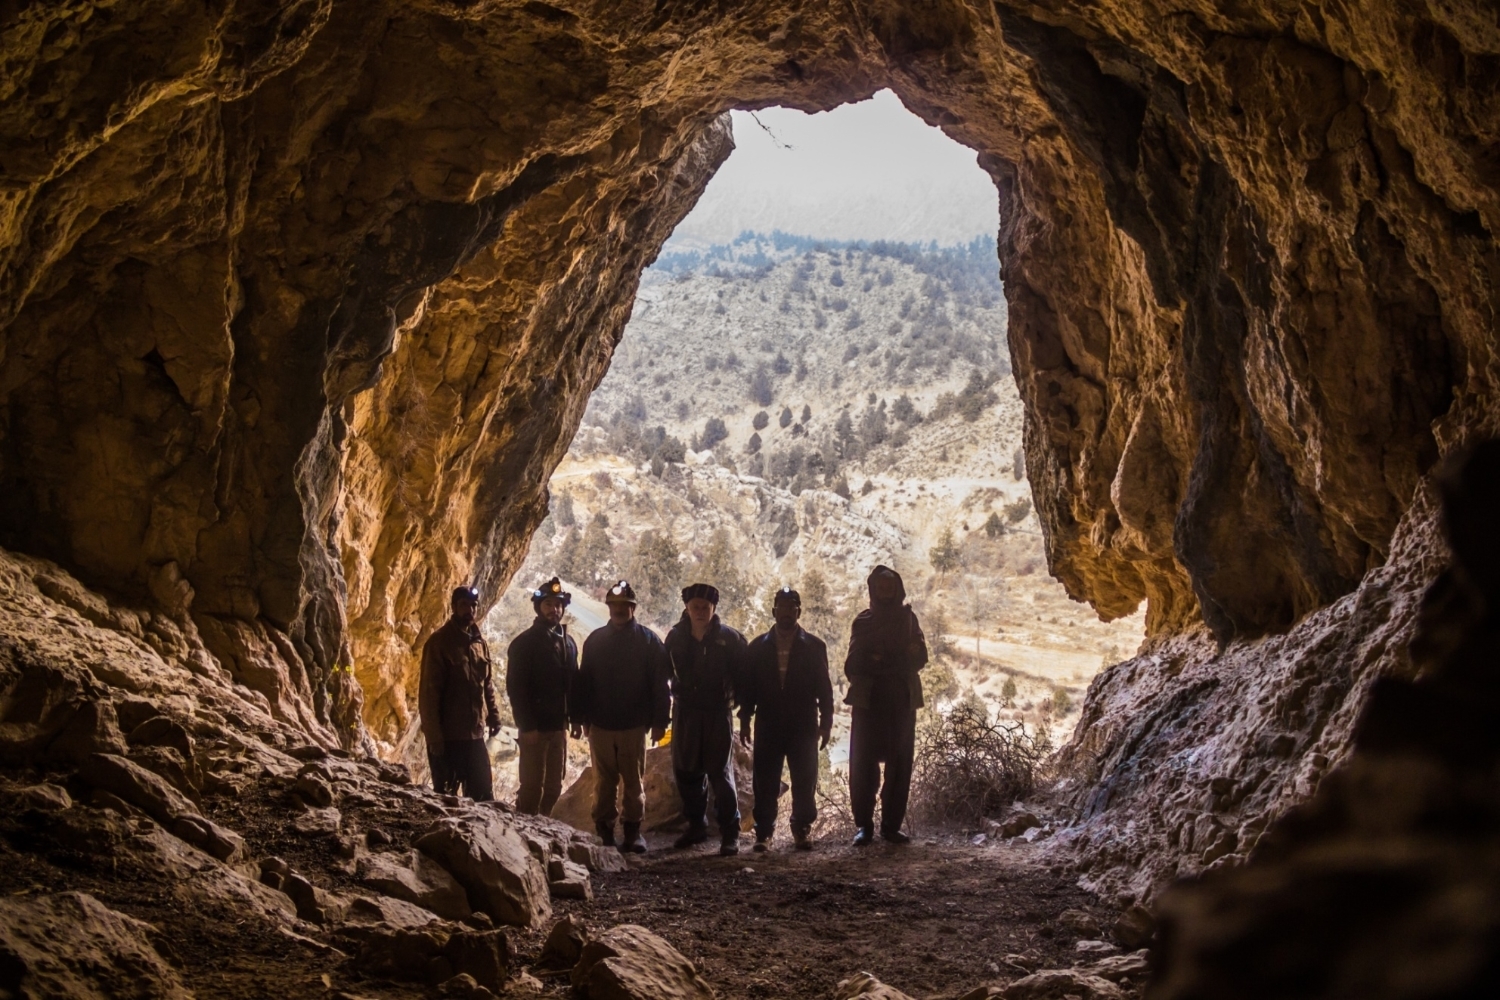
[910,701,1052,827]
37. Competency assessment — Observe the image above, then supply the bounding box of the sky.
[667,89,1000,249]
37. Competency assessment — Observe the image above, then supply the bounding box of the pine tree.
[984,511,1005,538]
[929,527,960,574]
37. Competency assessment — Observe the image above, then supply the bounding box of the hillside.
[486,234,1144,752]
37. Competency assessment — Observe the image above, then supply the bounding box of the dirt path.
[559,834,1107,999]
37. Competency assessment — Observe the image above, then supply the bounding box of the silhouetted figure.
[419,586,501,801]
[666,583,750,855]
[505,577,577,816]
[741,586,834,851]
[572,580,670,853]
[845,565,928,845]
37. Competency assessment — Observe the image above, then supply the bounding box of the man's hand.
[650,726,666,745]
[570,724,584,740]
[739,718,752,745]
[487,714,502,739]
[819,727,832,750]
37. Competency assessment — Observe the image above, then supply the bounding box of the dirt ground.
[1,760,1121,1000]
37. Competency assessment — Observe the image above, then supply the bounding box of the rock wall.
[1,1,1496,809]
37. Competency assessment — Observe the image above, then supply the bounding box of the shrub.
[984,511,1005,538]
[911,702,1051,825]
[749,366,773,406]
[779,406,793,428]
[773,351,792,375]
[800,404,811,422]
[1004,497,1032,524]
[1001,676,1018,706]
[746,432,762,454]
[752,410,770,430]
[1050,686,1073,716]
[695,416,728,451]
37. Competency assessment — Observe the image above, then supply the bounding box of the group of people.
[417,565,928,853]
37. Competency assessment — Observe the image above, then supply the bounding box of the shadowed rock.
[416,813,551,928]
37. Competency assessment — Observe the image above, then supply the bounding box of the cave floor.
[1,761,1116,999]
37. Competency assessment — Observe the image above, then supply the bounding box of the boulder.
[292,772,335,807]
[553,742,753,834]
[835,971,918,999]
[1111,904,1155,949]
[0,660,127,766]
[79,752,243,860]
[0,891,191,999]
[1086,950,1150,983]
[416,813,551,928]
[345,893,445,931]
[353,924,509,992]
[571,924,716,999]
[569,838,628,873]
[548,857,593,900]
[358,849,472,921]
[3,781,72,812]
[1000,812,1041,838]
[1002,969,1127,1000]
[536,914,588,972]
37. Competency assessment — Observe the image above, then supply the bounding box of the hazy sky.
[668,90,1000,248]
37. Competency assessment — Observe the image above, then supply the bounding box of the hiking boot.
[852,826,875,847]
[752,835,771,853]
[621,822,647,854]
[673,825,709,850]
[881,828,911,845]
[719,835,740,857]
[596,822,616,848]
[792,828,813,851]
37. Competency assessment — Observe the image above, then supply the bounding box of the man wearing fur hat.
[665,583,750,855]
[505,577,578,816]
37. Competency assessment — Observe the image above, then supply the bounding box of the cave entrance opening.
[483,90,1144,822]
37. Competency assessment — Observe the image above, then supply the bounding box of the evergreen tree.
[801,403,812,423]
[628,530,682,623]
[578,514,614,585]
[929,527,960,574]
[984,511,1005,538]
[746,432,762,454]
[749,366,773,406]
[779,405,794,428]
[555,491,576,527]
[752,410,770,430]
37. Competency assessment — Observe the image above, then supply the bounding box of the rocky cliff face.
[1,0,1497,918]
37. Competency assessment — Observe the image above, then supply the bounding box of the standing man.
[571,580,670,853]
[740,587,833,851]
[665,583,750,856]
[419,585,502,801]
[845,565,928,845]
[505,577,578,817]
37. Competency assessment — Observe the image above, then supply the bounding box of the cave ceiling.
[0,0,1495,746]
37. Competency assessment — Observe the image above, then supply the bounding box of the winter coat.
[572,619,671,732]
[505,618,578,733]
[665,616,749,773]
[843,567,928,712]
[419,618,501,743]
[741,626,834,744]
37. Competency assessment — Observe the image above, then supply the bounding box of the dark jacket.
[741,626,834,743]
[505,618,578,733]
[844,567,928,711]
[573,619,671,732]
[419,618,500,743]
[664,615,749,715]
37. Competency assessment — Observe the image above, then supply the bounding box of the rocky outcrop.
[0,892,192,1000]
[571,924,717,1000]
[415,812,553,928]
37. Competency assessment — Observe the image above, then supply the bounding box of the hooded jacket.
[843,565,928,711]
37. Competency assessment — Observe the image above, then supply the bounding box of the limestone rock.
[344,893,444,932]
[835,971,917,1000]
[548,857,593,900]
[536,914,588,972]
[79,751,243,860]
[568,838,628,873]
[0,891,190,999]
[1086,951,1149,983]
[1002,969,1127,1000]
[571,924,716,999]
[1057,909,1100,938]
[357,849,472,921]
[1111,906,1155,950]
[416,813,552,928]
[353,924,509,992]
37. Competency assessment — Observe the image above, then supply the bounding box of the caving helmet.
[531,577,571,608]
[605,580,637,604]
